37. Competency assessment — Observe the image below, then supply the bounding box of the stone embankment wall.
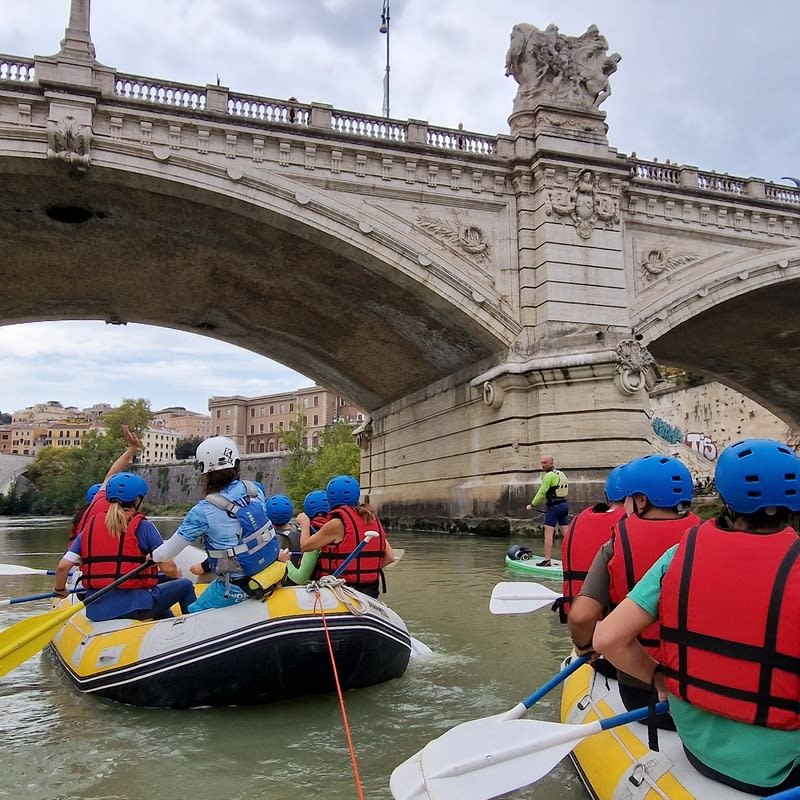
[135,454,286,507]
[131,382,795,534]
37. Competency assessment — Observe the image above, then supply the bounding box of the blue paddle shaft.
[331,532,378,578]
[763,788,800,799]
[2,589,80,606]
[523,654,591,709]
[600,701,669,730]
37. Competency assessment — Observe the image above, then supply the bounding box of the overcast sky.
[1,0,798,415]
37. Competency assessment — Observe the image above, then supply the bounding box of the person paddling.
[54,472,196,622]
[594,438,800,795]
[297,475,395,598]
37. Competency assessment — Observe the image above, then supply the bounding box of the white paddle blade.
[488,581,561,614]
[393,717,600,800]
[409,636,433,659]
[0,564,52,576]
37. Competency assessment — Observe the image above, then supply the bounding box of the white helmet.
[196,436,240,474]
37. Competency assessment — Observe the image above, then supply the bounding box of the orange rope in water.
[314,589,366,800]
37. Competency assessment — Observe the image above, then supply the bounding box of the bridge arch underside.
[648,280,800,430]
[0,158,508,410]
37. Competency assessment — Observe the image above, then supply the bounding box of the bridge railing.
[114,74,206,110]
[633,158,800,206]
[0,56,35,82]
[109,71,495,154]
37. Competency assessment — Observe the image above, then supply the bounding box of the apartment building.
[151,407,212,439]
[209,387,365,454]
[46,420,95,448]
[140,426,179,464]
[0,424,12,454]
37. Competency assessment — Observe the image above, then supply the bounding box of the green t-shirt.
[629,547,800,789]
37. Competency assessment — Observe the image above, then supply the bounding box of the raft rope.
[308,577,366,800]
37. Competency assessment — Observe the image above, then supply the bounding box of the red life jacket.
[607,511,700,654]
[658,521,800,730]
[313,505,386,589]
[560,503,626,615]
[80,510,159,590]
[69,491,110,545]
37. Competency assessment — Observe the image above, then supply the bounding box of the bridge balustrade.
[766,184,800,205]
[228,95,309,125]
[697,171,745,195]
[0,58,35,82]
[330,111,405,142]
[114,76,206,109]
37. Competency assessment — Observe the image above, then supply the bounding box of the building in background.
[0,425,11,454]
[140,426,179,464]
[45,420,94,448]
[82,403,114,423]
[151,407,212,439]
[209,387,365,454]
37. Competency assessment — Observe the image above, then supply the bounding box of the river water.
[0,516,585,800]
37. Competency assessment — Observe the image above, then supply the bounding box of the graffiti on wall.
[651,417,683,444]
[684,432,718,461]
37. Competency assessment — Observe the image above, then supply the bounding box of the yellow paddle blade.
[0,601,85,678]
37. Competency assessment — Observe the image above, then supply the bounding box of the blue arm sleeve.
[135,519,165,554]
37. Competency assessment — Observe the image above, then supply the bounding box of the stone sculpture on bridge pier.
[1,3,800,533]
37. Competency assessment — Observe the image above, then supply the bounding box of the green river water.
[0,516,586,800]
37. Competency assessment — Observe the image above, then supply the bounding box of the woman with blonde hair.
[53,472,196,622]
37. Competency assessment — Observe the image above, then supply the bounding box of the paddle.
[0,561,152,679]
[489,581,562,614]
[390,701,668,800]
[391,654,590,792]
[384,548,404,568]
[0,589,80,607]
[0,564,59,577]
[330,530,379,579]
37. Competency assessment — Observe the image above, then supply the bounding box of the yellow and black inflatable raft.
[49,560,412,709]
[560,655,757,800]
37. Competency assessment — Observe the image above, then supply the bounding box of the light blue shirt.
[173,480,268,551]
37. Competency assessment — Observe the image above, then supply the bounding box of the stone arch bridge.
[1,3,799,527]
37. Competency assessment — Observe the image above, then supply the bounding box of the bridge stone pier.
[2,4,800,532]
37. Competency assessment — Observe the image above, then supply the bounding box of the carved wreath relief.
[639,247,700,280]
[415,211,491,264]
[545,168,619,239]
[614,339,658,395]
[46,116,92,172]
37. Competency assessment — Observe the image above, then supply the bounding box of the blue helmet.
[85,483,102,504]
[715,438,800,514]
[623,454,692,508]
[326,474,360,509]
[303,490,330,518]
[266,494,293,525]
[604,465,627,503]
[106,472,149,503]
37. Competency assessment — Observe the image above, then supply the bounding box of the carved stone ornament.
[46,116,92,172]
[614,339,658,395]
[415,211,491,263]
[545,168,619,239]
[482,381,505,409]
[640,247,700,280]
[353,416,373,450]
[505,23,621,115]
